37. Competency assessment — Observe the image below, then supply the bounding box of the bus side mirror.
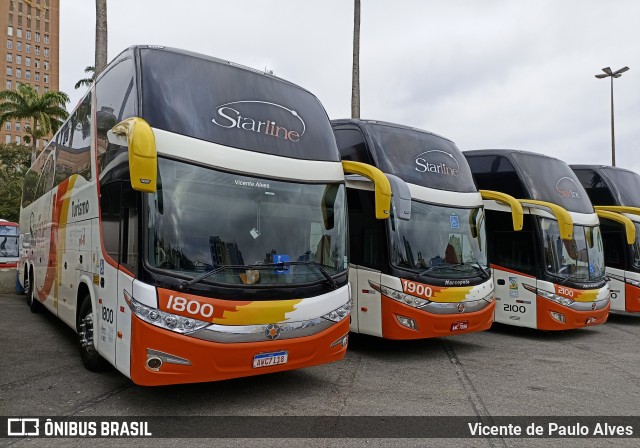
[385,174,411,221]
[342,161,391,220]
[108,117,157,193]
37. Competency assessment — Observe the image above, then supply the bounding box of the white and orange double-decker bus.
[331,120,503,339]
[572,165,640,314]
[465,150,610,330]
[18,46,389,385]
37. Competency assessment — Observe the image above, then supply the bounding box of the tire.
[77,296,110,372]
[25,270,41,313]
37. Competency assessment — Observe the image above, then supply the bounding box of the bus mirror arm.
[479,190,524,231]
[596,210,636,245]
[110,117,158,194]
[342,161,391,220]
[385,174,412,221]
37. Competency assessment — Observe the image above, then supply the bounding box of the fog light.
[331,333,349,348]
[146,357,163,371]
[550,311,565,323]
[396,315,418,331]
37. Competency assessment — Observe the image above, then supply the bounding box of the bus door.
[493,267,537,328]
[353,267,383,336]
[489,211,537,328]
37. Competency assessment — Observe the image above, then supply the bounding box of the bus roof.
[332,119,477,193]
[464,149,594,214]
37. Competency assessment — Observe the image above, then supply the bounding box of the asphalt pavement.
[1,292,639,447]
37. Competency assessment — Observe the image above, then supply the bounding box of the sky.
[60,0,640,172]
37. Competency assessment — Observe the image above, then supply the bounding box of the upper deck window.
[364,124,477,192]
[139,49,339,162]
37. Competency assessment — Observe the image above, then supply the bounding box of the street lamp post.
[595,66,629,166]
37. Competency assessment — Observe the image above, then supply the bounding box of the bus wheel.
[25,272,40,313]
[78,297,110,372]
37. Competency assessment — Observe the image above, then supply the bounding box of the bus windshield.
[389,202,488,278]
[541,218,606,282]
[633,222,640,269]
[146,158,347,286]
[0,226,19,258]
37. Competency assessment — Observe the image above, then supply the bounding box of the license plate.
[586,317,597,325]
[253,351,288,368]
[451,320,469,331]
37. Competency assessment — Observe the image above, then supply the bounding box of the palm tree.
[75,66,96,89]
[352,0,361,118]
[95,0,108,76]
[0,83,69,163]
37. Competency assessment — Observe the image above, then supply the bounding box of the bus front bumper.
[380,296,495,340]
[129,315,349,386]
[536,296,610,330]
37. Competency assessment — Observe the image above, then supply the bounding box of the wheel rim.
[79,311,96,353]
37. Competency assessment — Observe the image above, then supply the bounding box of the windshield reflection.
[541,218,606,282]
[0,226,19,258]
[147,158,347,286]
[389,202,488,278]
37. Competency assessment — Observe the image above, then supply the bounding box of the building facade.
[0,0,60,148]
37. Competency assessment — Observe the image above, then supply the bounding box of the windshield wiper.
[412,263,464,279]
[471,262,491,280]
[559,273,589,285]
[178,261,338,291]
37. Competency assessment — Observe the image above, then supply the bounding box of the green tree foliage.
[0,83,69,164]
[75,66,96,90]
[0,143,31,222]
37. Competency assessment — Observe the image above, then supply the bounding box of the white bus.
[332,120,508,339]
[465,150,610,330]
[572,165,640,314]
[0,220,19,268]
[18,46,388,385]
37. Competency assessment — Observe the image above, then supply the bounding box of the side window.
[573,169,615,206]
[120,182,139,271]
[35,152,55,198]
[95,57,136,178]
[100,181,121,262]
[599,219,626,270]
[22,164,42,207]
[347,188,386,270]
[486,211,537,276]
[335,128,374,165]
[53,93,92,186]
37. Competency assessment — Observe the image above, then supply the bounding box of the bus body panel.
[129,315,349,386]
[535,296,610,330]
[352,269,383,337]
[492,265,538,329]
[380,296,494,339]
[348,267,359,332]
[115,271,134,377]
[606,267,627,312]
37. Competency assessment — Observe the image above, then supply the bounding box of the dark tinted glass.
[600,167,640,207]
[486,211,537,276]
[347,188,386,270]
[509,152,593,213]
[334,128,374,165]
[599,218,626,270]
[466,155,528,199]
[364,124,476,192]
[572,168,616,206]
[55,94,92,185]
[139,49,338,161]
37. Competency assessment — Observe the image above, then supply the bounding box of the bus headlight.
[123,290,209,334]
[522,284,574,307]
[322,300,351,322]
[368,281,430,308]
